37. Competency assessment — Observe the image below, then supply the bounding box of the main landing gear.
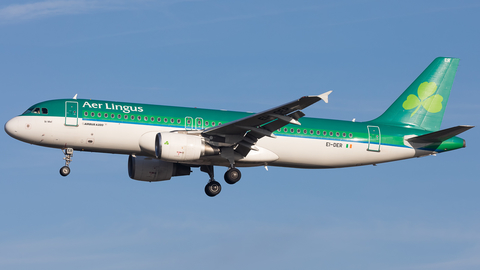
[201,165,221,197]
[201,165,242,197]
[60,148,73,177]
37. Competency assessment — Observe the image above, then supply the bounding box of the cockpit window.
[23,107,34,114]
[32,108,40,114]
[41,108,48,114]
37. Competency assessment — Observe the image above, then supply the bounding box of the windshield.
[22,107,34,115]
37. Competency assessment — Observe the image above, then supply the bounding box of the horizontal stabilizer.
[407,125,474,144]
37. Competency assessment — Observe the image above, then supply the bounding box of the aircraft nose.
[4,117,19,138]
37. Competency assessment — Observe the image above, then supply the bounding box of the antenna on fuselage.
[73,94,78,100]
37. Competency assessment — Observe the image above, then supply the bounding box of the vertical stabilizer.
[371,57,459,131]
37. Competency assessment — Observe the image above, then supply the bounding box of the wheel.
[205,181,222,197]
[224,168,241,185]
[60,166,70,176]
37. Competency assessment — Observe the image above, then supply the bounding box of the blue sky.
[1,0,479,269]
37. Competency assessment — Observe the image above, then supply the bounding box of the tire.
[60,166,70,177]
[205,181,222,197]
[224,168,241,185]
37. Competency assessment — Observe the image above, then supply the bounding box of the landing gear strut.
[60,148,73,177]
[201,165,221,197]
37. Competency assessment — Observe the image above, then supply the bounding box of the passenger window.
[41,108,48,114]
[32,108,40,114]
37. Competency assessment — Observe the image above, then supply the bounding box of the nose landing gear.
[60,148,73,177]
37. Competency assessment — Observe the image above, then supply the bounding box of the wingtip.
[318,90,332,103]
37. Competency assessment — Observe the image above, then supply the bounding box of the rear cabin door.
[65,101,79,126]
[367,125,381,152]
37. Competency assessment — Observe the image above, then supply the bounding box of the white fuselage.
[5,115,423,169]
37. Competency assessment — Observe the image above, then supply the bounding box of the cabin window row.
[278,127,353,138]
[83,111,222,127]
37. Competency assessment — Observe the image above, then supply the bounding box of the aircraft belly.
[257,136,416,168]
[73,120,171,154]
[18,116,168,154]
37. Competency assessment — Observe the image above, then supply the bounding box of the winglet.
[73,94,78,100]
[318,91,332,103]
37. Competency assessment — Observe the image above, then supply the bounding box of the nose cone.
[5,117,19,138]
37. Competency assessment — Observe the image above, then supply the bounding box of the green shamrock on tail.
[402,82,443,117]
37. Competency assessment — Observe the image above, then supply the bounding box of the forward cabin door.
[367,125,381,152]
[65,101,79,126]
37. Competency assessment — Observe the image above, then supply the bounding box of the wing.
[199,91,332,158]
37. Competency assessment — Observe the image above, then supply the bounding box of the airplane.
[4,57,473,197]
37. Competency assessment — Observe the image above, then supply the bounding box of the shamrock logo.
[402,82,443,117]
[164,141,169,145]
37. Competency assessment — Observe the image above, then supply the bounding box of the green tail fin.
[371,57,459,131]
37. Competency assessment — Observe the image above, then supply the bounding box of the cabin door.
[185,117,193,130]
[65,101,79,126]
[195,117,204,130]
[367,125,381,152]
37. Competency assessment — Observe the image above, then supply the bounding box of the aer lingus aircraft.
[4,57,473,197]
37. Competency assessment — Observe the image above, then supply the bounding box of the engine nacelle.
[155,133,218,161]
[128,155,191,182]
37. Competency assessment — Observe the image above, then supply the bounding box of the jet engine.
[128,155,191,182]
[155,132,219,161]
